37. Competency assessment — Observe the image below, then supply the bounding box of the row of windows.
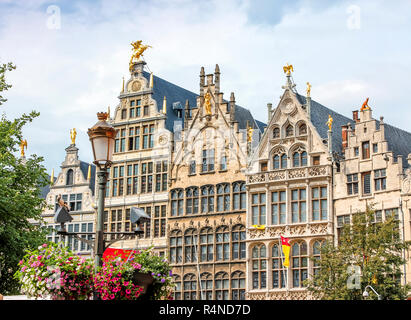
[251,186,328,225]
[353,141,379,159]
[120,99,151,120]
[251,240,324,290]
[46,223,93,252]
[272,123,307,139]
[169,225,246,264]
[103,205,167,240]
[106,161,168,197]
[188,150,229,174]
[170,182,246,216]
[54,194,82,212]
[173,271,245,300]
[114,123,155,153]
[346,169,386,196]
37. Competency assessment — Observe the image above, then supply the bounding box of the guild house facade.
[245,68,411,300]
[167,65,264,300]
[41,136,97,258]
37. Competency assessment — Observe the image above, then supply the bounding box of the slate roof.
[296,93,354,154]
[380,122,411,168]
[296,93,411,168]
[80,161,96,195]
[141,71,265,134]
[142,71,197,132]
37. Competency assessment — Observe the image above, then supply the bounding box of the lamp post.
[87,112,117,269]
[363,285,382,300]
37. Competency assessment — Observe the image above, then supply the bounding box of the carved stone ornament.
[131,80,142,92]
[308,166,327,177]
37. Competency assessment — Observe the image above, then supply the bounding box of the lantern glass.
[91,135,114,166]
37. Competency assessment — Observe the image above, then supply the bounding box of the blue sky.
[1,0,411,173]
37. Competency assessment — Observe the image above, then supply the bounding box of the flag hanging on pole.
[281,236,291,268]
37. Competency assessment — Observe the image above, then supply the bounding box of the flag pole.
[279,236,289,293]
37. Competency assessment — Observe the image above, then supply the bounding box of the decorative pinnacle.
[97,112,108,120]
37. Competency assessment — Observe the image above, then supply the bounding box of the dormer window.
[286,125,294,137]
[299,123,307,135]
[273,128,280,139]
[66,169,74,185]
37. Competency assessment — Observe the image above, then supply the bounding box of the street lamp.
[87,112,117,269]
[363,285,382,300]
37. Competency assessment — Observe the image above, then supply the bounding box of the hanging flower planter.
[132,271,154,295]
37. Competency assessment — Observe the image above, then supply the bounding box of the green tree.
[0,62,49,295]
[305,205,411,300]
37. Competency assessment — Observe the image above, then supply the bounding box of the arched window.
[281,154,287,168]
[291,241,308,288]
[252,244,267,289]
[215,272,229,300]
[201,185,214,213]
[292,147,308,167]
[232,224,246,260]
[272,244,287,288]
[233,182,246,210]
[216,226,229,261]
[184,229,197,263]
[172,275,182,300]
[171,189,183,216]
[273,155,280,169]
[169,230,182,263]
[66,169,74,185]
[231,271,245,300]
[299,123,307,135]
[312,240,324,276]
[216,183,230,212]
[183,274,197,300]
[273,127,280,138]
[200,273,213,300]
[286,124,294,137]
[186,187,199,215]
[200,227,213,262]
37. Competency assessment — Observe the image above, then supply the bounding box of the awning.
[103,247,135,261]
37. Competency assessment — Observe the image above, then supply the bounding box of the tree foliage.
[0,62,49,294]
[305,205,411,300]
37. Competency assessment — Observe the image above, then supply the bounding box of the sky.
[1,0,411,173]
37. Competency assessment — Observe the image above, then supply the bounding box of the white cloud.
[0,0,410,172]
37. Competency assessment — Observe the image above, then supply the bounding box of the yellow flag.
[281,236,291,268]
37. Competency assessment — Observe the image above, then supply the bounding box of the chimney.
[341,124,349,151]
[352,110,359,123]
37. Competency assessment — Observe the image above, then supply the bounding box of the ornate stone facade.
[167,65,262,300]
[245,74,338,300]
[42,143,96,257]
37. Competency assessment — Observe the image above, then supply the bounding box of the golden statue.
[283,63,294,75]
[70,128,77,145]
[129,40,152,70]
[306,82,311,97]
[247,123,254,143]
[326,114,333,131]
[20,139,27,157]
[361,97,370,111]
[204,92,212,115]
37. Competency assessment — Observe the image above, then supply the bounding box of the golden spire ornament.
[70,128,77,145]
[149,72,153,88]
[122,77,125,92]
[246,122,253,143]
[162,96,167,114]
[306,82,311,97]
[108,106,111,119]
[20,139,27,157]
[87,163,91,181]
[204,92,212,115]
[50,169,54,184]
[326,114,333,131]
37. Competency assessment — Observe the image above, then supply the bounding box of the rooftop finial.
[162,96,167,114]
[306,82,311,98]
[20,139,27,158]
[149,72,153,88]
[361,97,371,111]
[129,40,152,71]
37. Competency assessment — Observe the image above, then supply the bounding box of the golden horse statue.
[129,41,152,70]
